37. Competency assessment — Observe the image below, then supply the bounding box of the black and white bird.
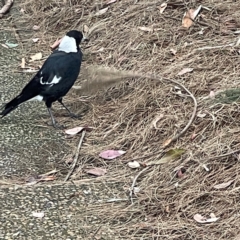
[0,30,83,128]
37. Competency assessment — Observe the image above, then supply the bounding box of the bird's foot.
[69,112,81,119]
[46,120,65,129]
[53,122,65,129]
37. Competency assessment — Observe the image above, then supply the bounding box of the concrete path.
[0,5,128,240]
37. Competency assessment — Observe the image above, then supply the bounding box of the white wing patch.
[40,75,61,85]
[51,75,62,84]
[28,95,43,102]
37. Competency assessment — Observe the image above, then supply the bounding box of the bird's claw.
[53,123,65,129]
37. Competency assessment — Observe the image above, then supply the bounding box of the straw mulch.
[14,0,240,238]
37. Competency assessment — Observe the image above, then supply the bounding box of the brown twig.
[64,130,86,182]
[206,149,240,161]
[0,0,13,18]
[131,73,198,148]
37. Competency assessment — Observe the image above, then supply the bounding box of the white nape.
[28,95,43,102]
[58,35,77,53]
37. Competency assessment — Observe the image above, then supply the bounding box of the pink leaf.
[65,126,84,135]
[65,126,92,135]
[86,168,107,176]
[99,150,126,160]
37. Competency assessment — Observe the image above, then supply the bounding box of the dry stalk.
[0,0,13,18]
[64,130,86,182]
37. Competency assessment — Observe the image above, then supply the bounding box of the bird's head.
[58,30,84,53]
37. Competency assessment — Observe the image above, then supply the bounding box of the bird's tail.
[0,94,26,117]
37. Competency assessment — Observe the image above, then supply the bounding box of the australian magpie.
[0,30,83,128]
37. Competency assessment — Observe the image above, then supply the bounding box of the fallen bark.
[0,0,13,18]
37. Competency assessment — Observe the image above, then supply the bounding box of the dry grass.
[12,0,240,238]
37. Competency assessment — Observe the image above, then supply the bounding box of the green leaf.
[5,42,18,48]
[147,149,185,166]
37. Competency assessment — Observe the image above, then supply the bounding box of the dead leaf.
[191,132,197,140]
[182,5,202,28]
[83,25,89,34]
[25,176,38,185]
[152,114,164,129]
[147,149,185,165]
[99,150,126,160]
[32,25,40,31]
[128,161,140,169]
[138,26,153,32]
[209,91,215,98]
[202,164,210,172]
[133,187,140,194]
[86,168,107,176]
[213,180,234,189]
[32,38,39,43]
[193,213,219,223]
[21,68,38,73]
[165,205,170,213]
[106,0,117,4]
[170,48,177,55]
[210,213,216,218]
[39,175,56,181]
[1,43,9,49]
[65,126,92,135]
[65,157,74,164]
[21,58,25,68]
[29,52,42,62]
[158,2,167,14]
[163,138,172,147]
[177,68,193,76]
[96,7,108,16]
[32,211,44,218]
[39,169,58,177]
[197,112,207,118]
[176,167,186,178]
[65,126,84,135]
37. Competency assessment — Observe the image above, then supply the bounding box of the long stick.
[64,130,86,182]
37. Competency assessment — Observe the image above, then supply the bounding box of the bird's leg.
[58,98,78,118]
[46,100,64,129]
[47,107,57,127]
[47,107,65,129]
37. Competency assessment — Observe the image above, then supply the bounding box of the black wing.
[20,50,82,100]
